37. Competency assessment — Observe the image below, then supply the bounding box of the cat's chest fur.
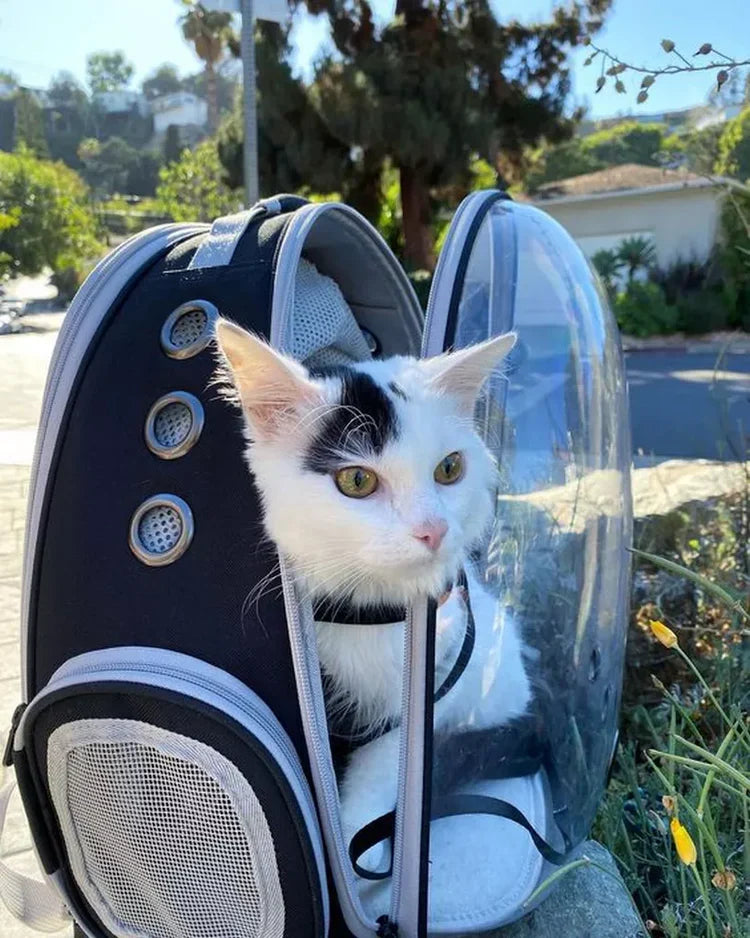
[314,578,531,740]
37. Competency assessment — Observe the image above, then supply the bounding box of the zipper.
[40,656,310,800]
[21,223,208,699]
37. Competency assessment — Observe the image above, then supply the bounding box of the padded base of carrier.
[357,771,551,933]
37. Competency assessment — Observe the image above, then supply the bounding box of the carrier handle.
[0,777,71,932]
[349,793,568,880]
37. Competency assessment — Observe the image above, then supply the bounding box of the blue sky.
[0,0,745,120]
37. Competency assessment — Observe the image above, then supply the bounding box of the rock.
[494,842,647,938]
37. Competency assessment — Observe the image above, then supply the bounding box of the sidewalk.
[0,314,72,937]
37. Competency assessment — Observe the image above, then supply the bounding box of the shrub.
[407,269,432,310]
[155,139,241,222]
[0,145,101,278]
[614,282,678,337]
[675,290,731,335]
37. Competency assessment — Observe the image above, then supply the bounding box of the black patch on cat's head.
[389,381,408,401]
[304,365,400,473]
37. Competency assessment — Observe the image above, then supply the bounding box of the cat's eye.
[334,466,379,498]
[434,452,463,485]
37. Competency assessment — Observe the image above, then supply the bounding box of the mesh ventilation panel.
[291,259,372,369]
[170,308,207,348]
[48,719,285,938]
[161,301,217,359]
[138,505,182,554]
[129,495,194,566]
[153,401,192,448]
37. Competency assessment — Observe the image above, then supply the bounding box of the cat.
[215,320,532,870]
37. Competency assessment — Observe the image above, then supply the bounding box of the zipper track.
[21,223,208,699]
[271,202,425,938]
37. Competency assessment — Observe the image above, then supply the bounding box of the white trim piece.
[21,224,207,701]
[422,190,501,359]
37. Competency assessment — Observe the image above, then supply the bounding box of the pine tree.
[305,0,611,270]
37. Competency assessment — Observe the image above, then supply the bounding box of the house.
[528,164,744,270]
[151,92,207,135]
[92,90,149,118]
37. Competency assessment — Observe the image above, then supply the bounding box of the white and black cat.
[215,320,531,862]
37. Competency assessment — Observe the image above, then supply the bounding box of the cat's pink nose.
[411,519,448,552]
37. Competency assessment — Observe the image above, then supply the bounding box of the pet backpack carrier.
[1,191,632,938]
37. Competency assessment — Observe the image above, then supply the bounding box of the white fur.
[215,324,531,869]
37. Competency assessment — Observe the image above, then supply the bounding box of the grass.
[593,494,749,938]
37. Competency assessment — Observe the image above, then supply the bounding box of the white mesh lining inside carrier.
[47,719,285,938]
[290,259,372,369]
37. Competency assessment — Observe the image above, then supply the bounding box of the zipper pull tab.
[3,703,27,767]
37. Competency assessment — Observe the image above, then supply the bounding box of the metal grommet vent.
[144,392,204,460]
[160,300,218,359]
[129,495,194,567]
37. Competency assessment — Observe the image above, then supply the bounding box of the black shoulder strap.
[349,794,568,880]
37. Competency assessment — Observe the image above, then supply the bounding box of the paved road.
[626,349,750,461]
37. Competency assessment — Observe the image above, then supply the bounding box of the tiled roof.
[532,163,708,200]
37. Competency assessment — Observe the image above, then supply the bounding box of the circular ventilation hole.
[144,392,204,460]
[129,495,194,567]
[160,300,218,360]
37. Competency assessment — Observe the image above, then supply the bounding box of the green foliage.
[681,124,723,175]
[45,72,91,169]
[618,235,657,280]
[142,64,182,101]
[12,89,49,158]
[304,0,611,268]
[527,121,673,190]
[0,146,101,277]
[86,51,134,94]
[591,248,623,299]
[77,136,140,196]
[675,290,731,335]
[525,139,604,191]
[217,24,349,199]
[155,138,240,221]
[614,282,678,337]
[597,504,749,938]
[716,105,750,182]
[719,188,750,330]
[163,125,183,166]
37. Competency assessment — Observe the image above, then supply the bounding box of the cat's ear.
[215,320,323,440]
[420,333,517,409]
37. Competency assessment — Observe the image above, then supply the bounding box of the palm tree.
[180,1,235,134]
[617,236,657,281]
[591,249,624,299]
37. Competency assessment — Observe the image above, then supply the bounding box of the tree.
[0,145,100,277]
[716,106,750,182]
[305,0,612,270]
[77,136,140,195]
[182,59,238,118]
[617,236,656,281]
[591,248,623,298]
[142,64,182,101]
[526,139,604,190]
[179,2,235,133]
[681,124,723,175]
[46,72,91,167]
[86,51,134,95]
[13,89,49,158]
[164,124,183,164]
[156,138,239,221]
[217,23,350,199]
[585,121,668,166]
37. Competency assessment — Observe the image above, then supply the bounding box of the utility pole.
[240,0,259,206]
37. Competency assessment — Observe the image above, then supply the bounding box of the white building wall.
[533,186,724,268]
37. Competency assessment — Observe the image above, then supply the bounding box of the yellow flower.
[670,818,697,865]
[650,620,679,649]
[711,869,737,890]
[661,795,676,815]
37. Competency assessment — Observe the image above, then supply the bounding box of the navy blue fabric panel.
[29,239,304,755]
